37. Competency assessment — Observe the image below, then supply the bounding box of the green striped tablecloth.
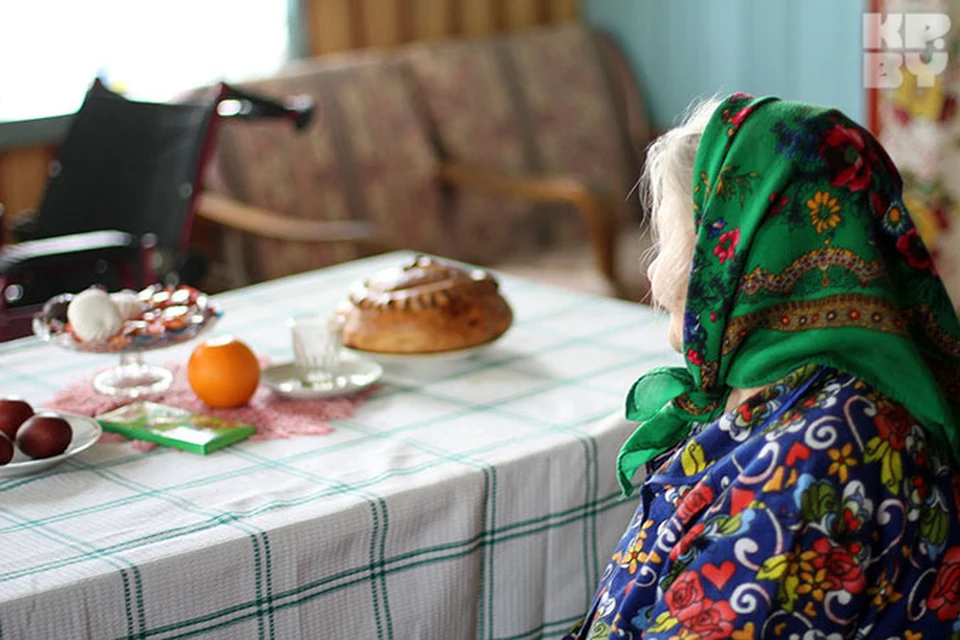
[0,252,679,640]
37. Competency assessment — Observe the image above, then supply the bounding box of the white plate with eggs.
[0,411,102,478]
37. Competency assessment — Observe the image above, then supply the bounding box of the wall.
[582,0,865,130]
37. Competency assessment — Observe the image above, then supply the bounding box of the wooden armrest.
[438,162,627,299]
[196,192,380,245]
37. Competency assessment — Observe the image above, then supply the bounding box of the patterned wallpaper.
[877,0,960,308]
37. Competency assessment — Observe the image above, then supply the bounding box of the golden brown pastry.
[338,256,513,354]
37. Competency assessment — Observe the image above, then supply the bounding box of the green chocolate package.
[97,402,255,454]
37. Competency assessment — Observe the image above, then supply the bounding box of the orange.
[187,336,261,408]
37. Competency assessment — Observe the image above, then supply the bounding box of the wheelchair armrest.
[0,230,141,274]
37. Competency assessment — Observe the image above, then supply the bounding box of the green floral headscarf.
[617,94,960,495]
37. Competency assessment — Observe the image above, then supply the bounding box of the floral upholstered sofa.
[196,25,654,300]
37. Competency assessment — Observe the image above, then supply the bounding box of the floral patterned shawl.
[618,94,960,495]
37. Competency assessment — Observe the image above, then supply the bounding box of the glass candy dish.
[32,285,223,397]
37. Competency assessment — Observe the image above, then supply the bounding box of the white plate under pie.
[0,411,102,478]
[343,340,498,366]
[262,354,383,400]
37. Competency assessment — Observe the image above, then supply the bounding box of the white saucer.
[262,354,383,400]
[0,411,102,478]
[343,341,496,366]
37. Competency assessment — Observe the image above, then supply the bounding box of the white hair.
[641,96,722,310]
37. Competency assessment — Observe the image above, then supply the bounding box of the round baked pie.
[337,256,513,354]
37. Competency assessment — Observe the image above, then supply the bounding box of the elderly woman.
[566,94,960,639]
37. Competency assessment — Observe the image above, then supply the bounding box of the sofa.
[196,24,654,300]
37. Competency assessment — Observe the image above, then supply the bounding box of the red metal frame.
[178,83,312,255]
[177,84,228,256]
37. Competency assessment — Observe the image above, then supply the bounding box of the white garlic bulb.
[67,289,123,342]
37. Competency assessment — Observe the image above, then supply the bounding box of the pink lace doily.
[47,360,376,451]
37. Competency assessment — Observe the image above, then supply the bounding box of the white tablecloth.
[0,252,678,639]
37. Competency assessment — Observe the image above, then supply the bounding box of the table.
[0,252,679,640]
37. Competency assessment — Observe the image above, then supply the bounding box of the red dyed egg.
[0,398,34,440]
[0,434,13,466]
[17,414,73,459]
